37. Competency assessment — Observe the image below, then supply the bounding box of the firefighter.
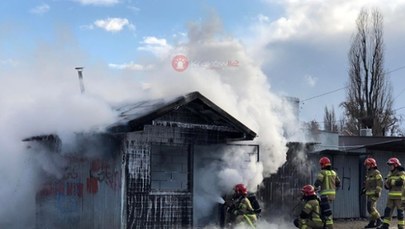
[314,156,341,229]
[293,184,324,229]
[363,157,383,228]
[402,174,405,213]
[226,183,257,228]
[378,157,405,229]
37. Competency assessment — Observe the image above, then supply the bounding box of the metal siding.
[86,159,122,228]
[332,154,360,218]
[36,157,122,229]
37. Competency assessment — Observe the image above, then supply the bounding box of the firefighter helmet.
[234,184,248,196]
[364,158,377,167]
[387,157,401,167]
[301,184,316,196]
[319,156,331,168]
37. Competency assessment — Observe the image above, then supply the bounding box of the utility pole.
[75,67,85,94]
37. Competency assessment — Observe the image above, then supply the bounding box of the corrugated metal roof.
[312,136,405,154]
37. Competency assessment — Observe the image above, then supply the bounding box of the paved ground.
[265,218,398,228]
[334,218,399,229]
[334,218,371,228]
[231,217,401,228]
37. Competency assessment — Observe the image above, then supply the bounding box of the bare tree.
[341,8,396,136]
[324,106,338,132]
[304,120,322,141]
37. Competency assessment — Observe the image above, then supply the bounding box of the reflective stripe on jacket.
[236,197,257,228]
[365,168,383,196]
[316,169,341,199]
[385,169,405,200]
[302,199,323,223]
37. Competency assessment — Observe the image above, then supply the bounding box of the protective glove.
[375,191,380,198]
[395,179,404,186]
[384,183,390,190]
[293,219,299,228]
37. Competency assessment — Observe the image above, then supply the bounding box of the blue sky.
[1,1,276,65]
[2,0,405,129]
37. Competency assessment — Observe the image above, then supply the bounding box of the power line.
[391,65,405,101]
[304,105,405,125]
[394,106,405,112]
[301,64,405,103]
[394,88,405,101]
[386,65,405,74]
[301,86,347,102]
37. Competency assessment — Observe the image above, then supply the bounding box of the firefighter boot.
[364,220,375,228]
[375,218,382,227]
[377,223,389,229]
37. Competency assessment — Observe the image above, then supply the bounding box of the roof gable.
[108,91,257,140]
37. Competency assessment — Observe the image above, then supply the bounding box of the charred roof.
[107,91,257,140]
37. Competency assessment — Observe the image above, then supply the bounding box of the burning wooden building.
[26,92,258,229]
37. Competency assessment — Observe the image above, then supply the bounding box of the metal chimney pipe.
[75,67,85,94]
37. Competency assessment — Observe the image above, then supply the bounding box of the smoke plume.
[0,15,300,228]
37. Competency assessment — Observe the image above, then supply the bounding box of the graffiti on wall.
[63,165,79,180]
[337,167,351,191]
[38,159,120,198]
[87,159,121,193]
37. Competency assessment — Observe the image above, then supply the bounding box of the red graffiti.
[86,160,120,194]
[86,177,98,194]
[66,182,83,197]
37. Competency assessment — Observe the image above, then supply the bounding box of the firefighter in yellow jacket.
[293,185,324,229]
[227,184,257,228]
[363,157,383,228]
[314,156,341,229]
[402,176,405,213]
[378,157,405,229]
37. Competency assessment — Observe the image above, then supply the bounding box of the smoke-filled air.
[0,15,301,228]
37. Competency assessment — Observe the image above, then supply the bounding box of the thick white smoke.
[0,35,117,228]
[193,145,264,226]
[163,16,301,228]
[142,16,299,177]
[0,16,300,228]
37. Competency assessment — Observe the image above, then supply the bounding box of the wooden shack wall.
[259,143,315,219]
[124,123,243,229]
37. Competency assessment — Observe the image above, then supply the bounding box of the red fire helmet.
[301,184,316,196]
[364,158,377,167]
[319,156,331,168]
[234,184,248,196]
[387,157,401,167]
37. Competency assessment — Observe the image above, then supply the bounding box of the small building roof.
[314,136,405,155]
[358,138,405,152]
[107,91,257,140]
